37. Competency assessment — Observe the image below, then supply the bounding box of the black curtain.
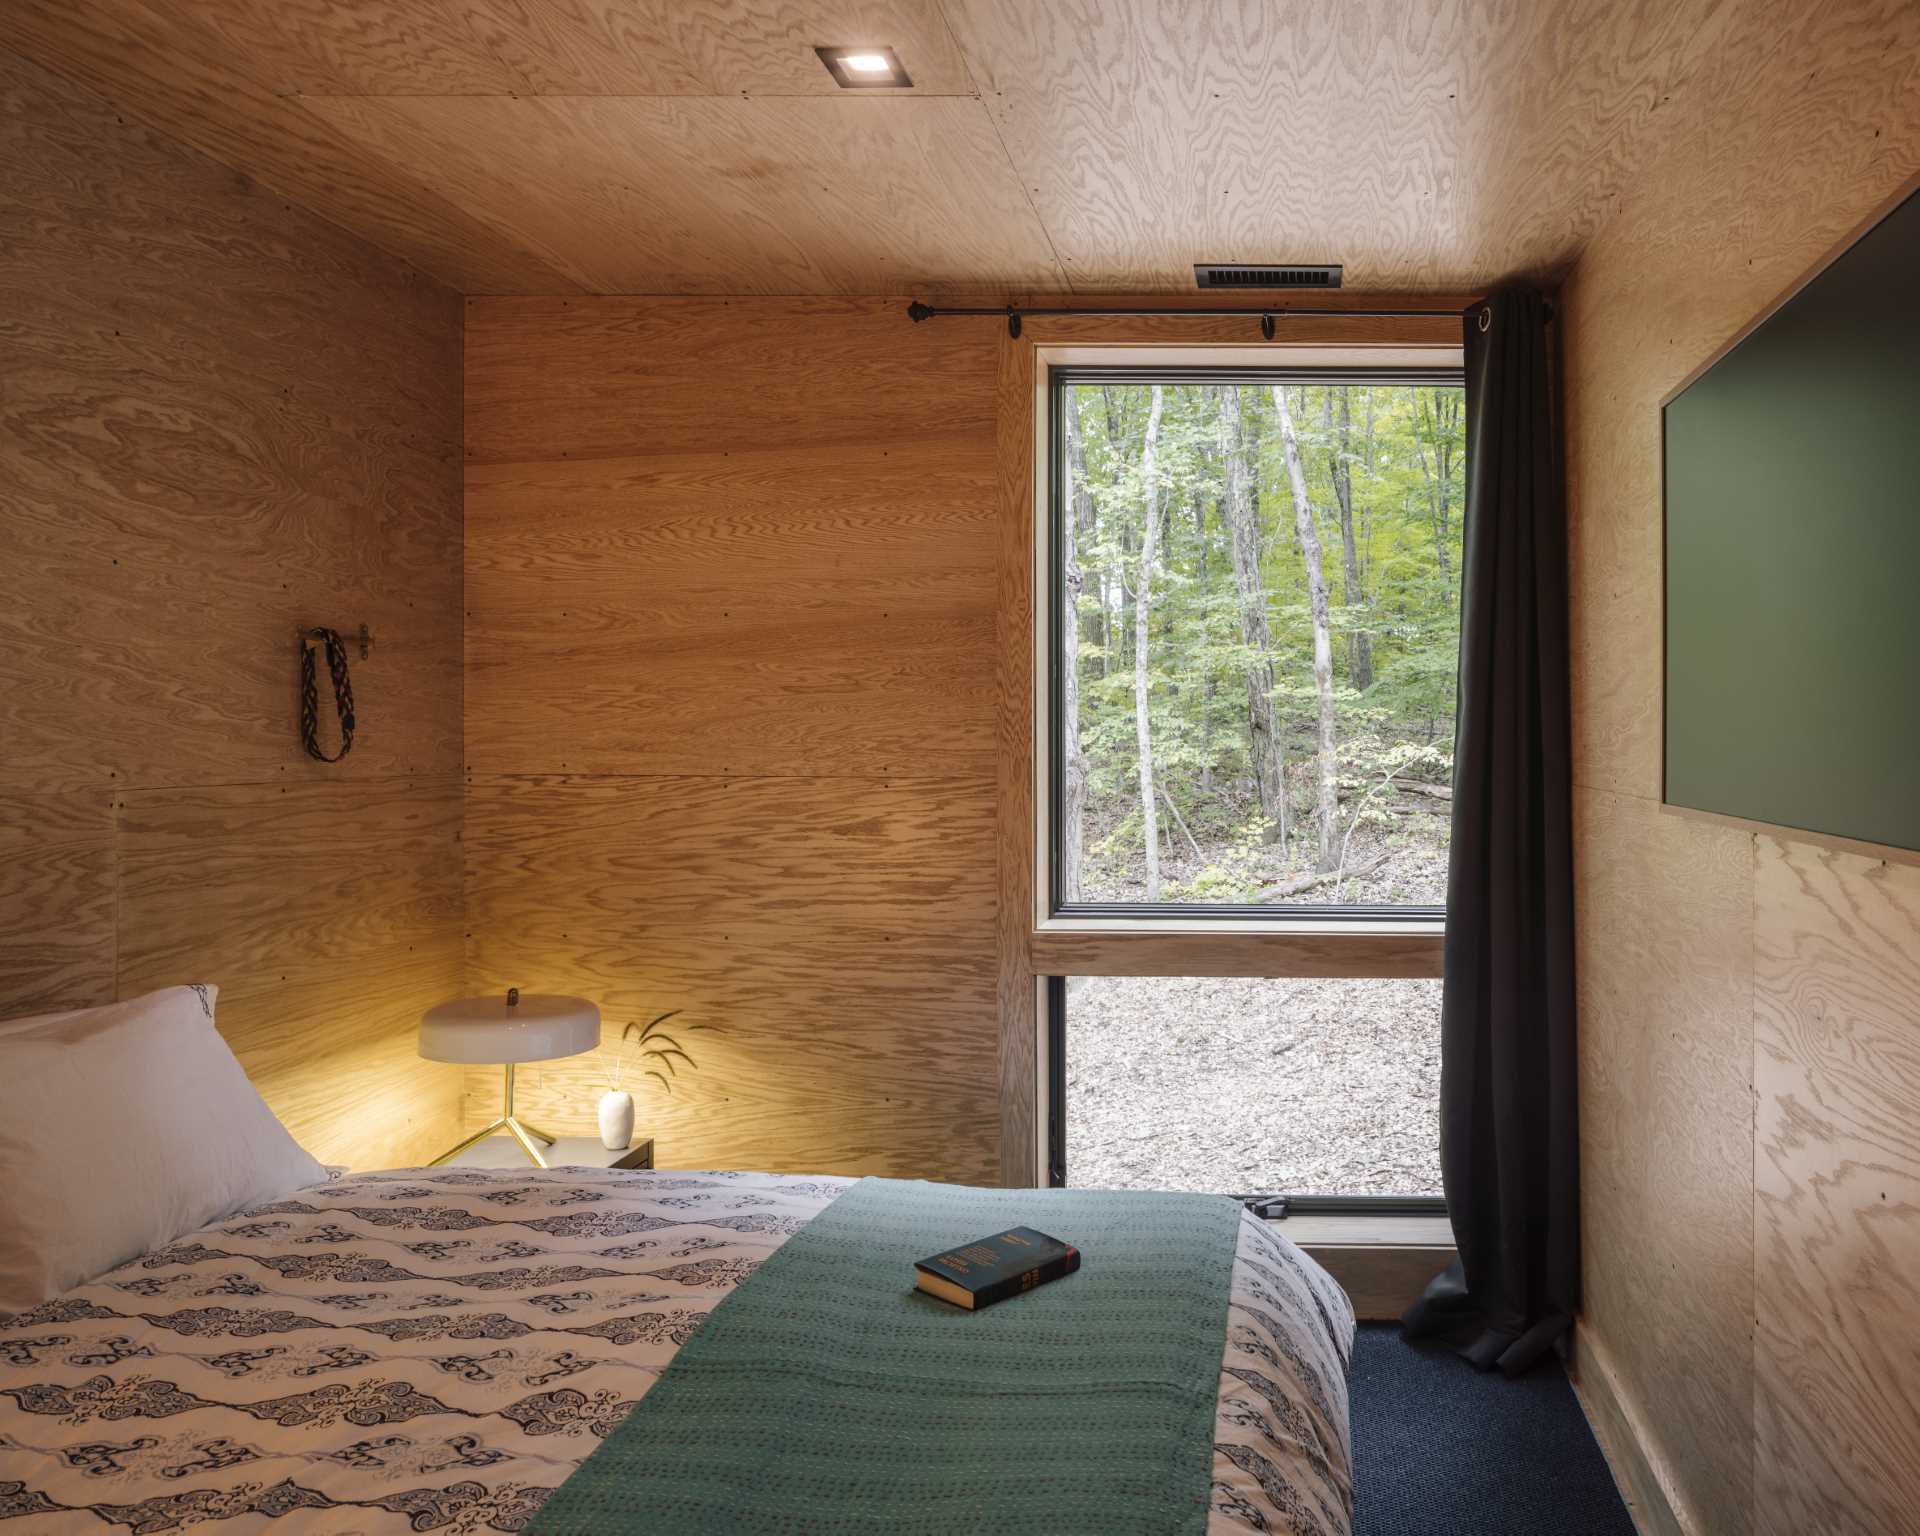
[1402,286,1579,1376]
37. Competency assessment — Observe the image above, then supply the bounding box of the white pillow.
[0,985,326,1317]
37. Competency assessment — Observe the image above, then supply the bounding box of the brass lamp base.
[429,1062,559,1168]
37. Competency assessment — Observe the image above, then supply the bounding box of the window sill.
[1279,1212,1453,1247]
[1037,912,1445,933]
[1029,923,1443,978]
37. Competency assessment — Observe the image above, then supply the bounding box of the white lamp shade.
[418,993,600,1065]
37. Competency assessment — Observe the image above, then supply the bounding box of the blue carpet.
[1350,1323,1636,1536]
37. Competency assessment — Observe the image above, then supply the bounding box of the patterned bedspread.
[0,1168,1353,1534]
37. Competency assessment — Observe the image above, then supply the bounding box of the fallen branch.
[1156,785,1206,863]
[1395,779,1453,800]
[1259,849,1389,899]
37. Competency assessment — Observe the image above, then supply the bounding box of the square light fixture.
[815,45,912,89]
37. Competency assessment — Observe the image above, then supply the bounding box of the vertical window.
[1051,371,1464,915]
[1044,366,1462,1205]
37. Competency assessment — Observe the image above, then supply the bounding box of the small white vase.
[597,1089,634,1151]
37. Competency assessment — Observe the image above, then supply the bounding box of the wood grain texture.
[1753,839,1920,1535]
[141,1,528,97]
[464,297,1003,1179]
[0,48,468,1172]
[1,46,464,796]
[1030,927,1444,980]
[926,0,1724,291]
[0,794,116,1016]
[1021,308,1465,350]
[304,92,1063,295]
[0,0,1817,298]
[0,7,574,292]
[116,780,464,1172]
[1662,802,1920,876]
[465,0,980,97]
[1563,0,1920,1524]
[993,327,1037,1185]
[1572,787,1756,1531]
[1571,1323,1691,1536]
[465,297,998,777]
[462,775,999,1181]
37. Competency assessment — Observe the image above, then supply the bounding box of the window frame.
[1043,361,1466,924]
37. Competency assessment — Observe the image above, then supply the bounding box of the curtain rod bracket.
[1007,306,1022,339]
[905,300,933,323]
[1261,312,1275,341]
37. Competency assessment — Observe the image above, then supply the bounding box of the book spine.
[977,1247,1080,1308]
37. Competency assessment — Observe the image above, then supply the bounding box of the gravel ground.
[1063,974,1442,1196]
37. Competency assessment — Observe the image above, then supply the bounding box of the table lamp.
[419,987,599,1168]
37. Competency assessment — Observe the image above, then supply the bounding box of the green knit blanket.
[528,1177,1245,1534]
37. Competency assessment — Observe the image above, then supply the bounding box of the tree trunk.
[1327,386,1373,692]
[1060,388,1094,902]
[1133,386,1167,899]
[1415,391,1455,602]
[1215,385,1286,845]
[1274,384,1339,873]
[1194,484,1216,794]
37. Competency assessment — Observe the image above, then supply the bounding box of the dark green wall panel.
[1664,188,1920,850]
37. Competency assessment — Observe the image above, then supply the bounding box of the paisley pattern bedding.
[0,1168,1353,1534]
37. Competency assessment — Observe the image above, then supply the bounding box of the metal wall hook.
[296,622,372,660]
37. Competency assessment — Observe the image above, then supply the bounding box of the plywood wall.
[462,297,1001,1181]
[1563,1,1920,1528]
[0,45,467,1171]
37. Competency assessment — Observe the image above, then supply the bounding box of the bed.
[0,1166,1354,1533]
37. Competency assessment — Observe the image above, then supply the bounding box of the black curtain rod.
[905,299,1472,339]
[904,298,1553,337]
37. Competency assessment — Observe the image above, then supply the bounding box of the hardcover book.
[913,1226,1080,1310]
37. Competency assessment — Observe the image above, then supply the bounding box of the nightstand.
[443,1135,653,1171]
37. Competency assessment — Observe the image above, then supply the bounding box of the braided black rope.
[299,628,356,762]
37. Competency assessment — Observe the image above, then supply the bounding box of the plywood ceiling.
[1,0,1741,296]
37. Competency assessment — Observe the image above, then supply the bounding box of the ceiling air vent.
[1193,263,1343,290]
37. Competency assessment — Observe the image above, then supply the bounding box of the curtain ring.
[1477,305,1492,333]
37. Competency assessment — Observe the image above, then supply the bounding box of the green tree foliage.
[1063,382,1466,905]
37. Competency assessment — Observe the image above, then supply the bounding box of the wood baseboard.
[1568,1322,1694,1536]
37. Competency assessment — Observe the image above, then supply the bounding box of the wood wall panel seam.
[993,327,1038,1187]
[464,297,1002,1180]
[1751,837,1920,1534]
[1660,801,1920,873]
[1569,1323,1694,1536]
[0,17,576,294]
[0,45,467,1172]
[461,772,999,1182]
[1566,4,1920,1526]
[0,1,1756,296]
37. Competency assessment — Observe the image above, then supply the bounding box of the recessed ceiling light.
[815,45,912,89]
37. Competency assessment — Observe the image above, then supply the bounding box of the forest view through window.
[1054,372,1465,910]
